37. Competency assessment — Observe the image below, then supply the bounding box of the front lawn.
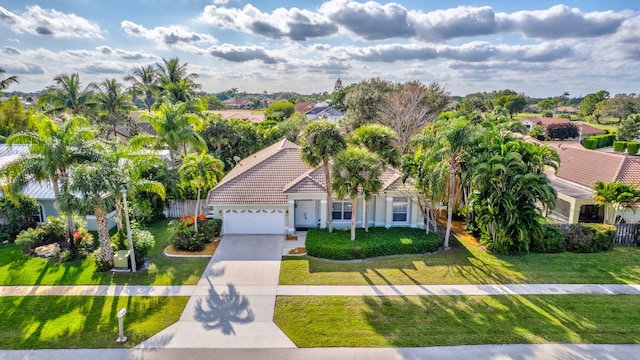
[275,295,640,347]
[280,230,640,285]
[306,227,441,260]
[0,295,187,349]
[0,220,210,286]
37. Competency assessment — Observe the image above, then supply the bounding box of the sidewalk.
[3,283,639,297]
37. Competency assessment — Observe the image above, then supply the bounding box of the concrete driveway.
[137,235,296,349]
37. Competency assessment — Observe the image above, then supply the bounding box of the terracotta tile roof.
[207,110,265,123]
[207,139,310,205]
[209,139,415,206]
[548,142,640,187]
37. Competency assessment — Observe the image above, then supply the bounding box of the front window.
[392,197,408,222]
[332,201,352,220]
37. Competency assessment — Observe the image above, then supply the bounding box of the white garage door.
[223,209,286,234]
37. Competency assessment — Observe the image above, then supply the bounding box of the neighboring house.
[305,106,345,122]
[0,144,116,231]
[206,139,420,235]
[521,117,605,140]
[541,141,640,224]
[207,110,265,123]
[223,98,253,109]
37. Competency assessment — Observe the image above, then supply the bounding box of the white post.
[120,189,137,272]
[116,308,127,343]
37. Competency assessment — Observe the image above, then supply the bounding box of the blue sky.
[0,0,638,97]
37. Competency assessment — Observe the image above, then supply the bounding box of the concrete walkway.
[135,234,296,349]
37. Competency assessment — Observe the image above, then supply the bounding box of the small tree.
[545,122,579,140]
[265,101,295,121]
[178,153,224,234]
[617,116,640,142]
[332,147,382,240]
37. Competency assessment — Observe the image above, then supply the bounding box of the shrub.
[613,141,628,152]
[530,225,566,253]
[92,248,112,272]
[0,195,39,240]
[582,137,598,149]
[305,227,442,260]
[111,222,156,267]
[627,142,640,156]
[196,219,221,244]
[169,219,204,252]
[15,227,44,252]
[132,198,154,225]
[564,223,615,253]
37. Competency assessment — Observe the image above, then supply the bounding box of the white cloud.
[0,5,103,39]
[121,20,217,51]
[199,4,337,41]
[320,0,414,40]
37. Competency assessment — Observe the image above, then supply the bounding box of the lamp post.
[120,188,137,272]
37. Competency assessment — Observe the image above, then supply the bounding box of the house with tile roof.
[305,106,345,122]
[206,139,420,234]
[522,117,606,140]
[0,144,116,231]
[544,141,640,224]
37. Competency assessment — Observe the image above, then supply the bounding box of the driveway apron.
[136,235,296,349]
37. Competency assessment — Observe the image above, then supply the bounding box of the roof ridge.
[215,139,298,188]
[283,166,326,193]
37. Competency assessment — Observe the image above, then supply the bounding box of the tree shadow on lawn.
[361,294,640,348]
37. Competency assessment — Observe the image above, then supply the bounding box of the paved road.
[4,344,640,360]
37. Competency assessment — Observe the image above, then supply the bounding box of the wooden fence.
[164,200,207,219]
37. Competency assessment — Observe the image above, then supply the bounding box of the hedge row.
[582,134,616,149]
[305,227,442,260]
[531,223,616,253]
[612,141,640,155]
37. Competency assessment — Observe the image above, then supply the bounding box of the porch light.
[218,210,222,216]
[285,210,289,216]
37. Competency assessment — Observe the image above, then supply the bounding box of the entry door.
[295,200,316,228]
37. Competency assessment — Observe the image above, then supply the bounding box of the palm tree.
[432,117,476,249]
[300,120,346,232]
[61,160,116,266]
[332,146,383,240]
[3,115,96,239]
[593,181,640,224]
[0,67,18,92]
[124,65,157,113]
[350,124,400,167]
[92,78,132,139]
[156,57,199,92]
[179,152,224,234]
[97,139,166,232]
[141,102,207,162]
[40,73,95,115]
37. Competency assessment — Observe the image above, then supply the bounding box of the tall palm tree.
[3,115,96,239]
[300,120,346,232]
[432,117,476,249]
[124,65,157,113]
[97,139,166,232]
[0,67,18,92]
[156,57,199,91]
[179,152,224,234]
[350,124,400,167]
[40,73,95,115]
[332,146,382,240]
[92,78,132,139]
[61,160,116,266]
[141,102,207,162]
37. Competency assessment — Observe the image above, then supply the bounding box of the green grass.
[274,295,640,347]
[280,235,640,285]
[306,227,441,260]
[0,221,209,286]
[0,295,188,349]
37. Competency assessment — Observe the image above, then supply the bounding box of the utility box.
[114,250,130,271]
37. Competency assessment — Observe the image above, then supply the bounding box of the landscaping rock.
[2,240,8,245]
[35,243,61,258]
